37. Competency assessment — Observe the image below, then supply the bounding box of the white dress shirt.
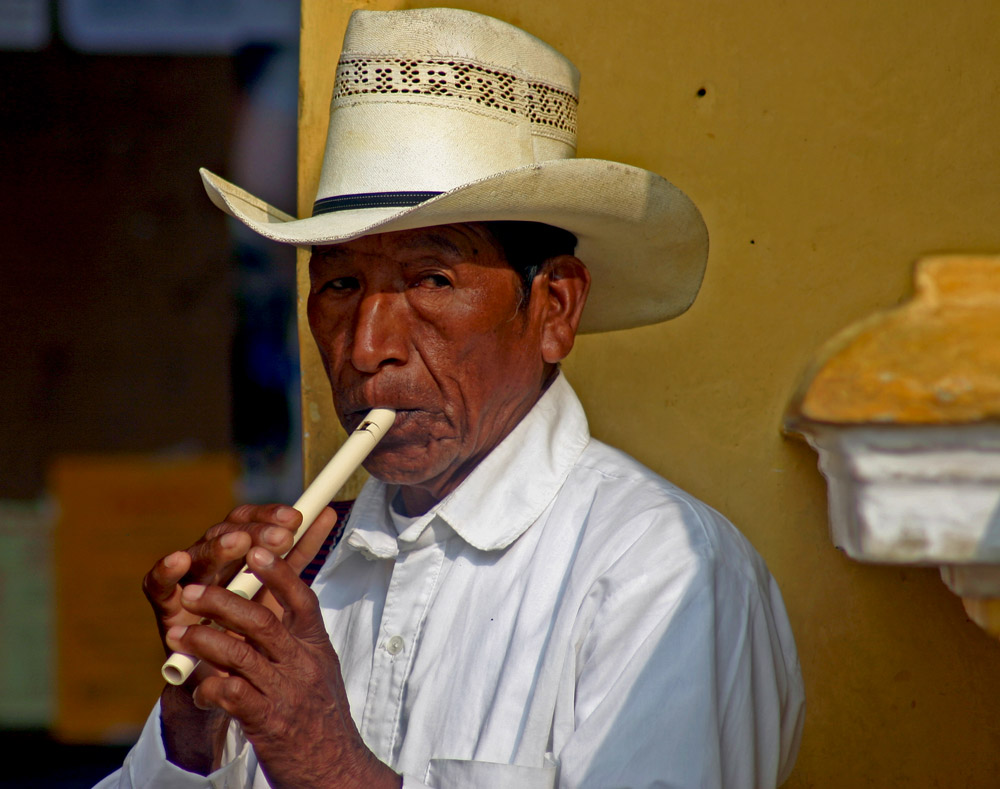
[98,374,804,788]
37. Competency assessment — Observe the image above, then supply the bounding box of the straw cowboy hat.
[201,7,708,333]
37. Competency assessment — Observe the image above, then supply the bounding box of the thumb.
[284,506,340,575]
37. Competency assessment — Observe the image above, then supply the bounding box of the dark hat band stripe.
[313,191,443,215]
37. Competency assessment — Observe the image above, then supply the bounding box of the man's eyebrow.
[311,245,349,260]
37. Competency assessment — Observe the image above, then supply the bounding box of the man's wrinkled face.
[307,223,553,513]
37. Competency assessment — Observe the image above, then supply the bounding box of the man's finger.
[245,548,329,643]
[143,551,191,607]
[183,531,252,586]
[184,519,299,587]
[171,582,298,666]
[192,675,271,729]
[210,504,302,531]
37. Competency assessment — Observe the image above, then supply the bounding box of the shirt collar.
[324,373,590,570]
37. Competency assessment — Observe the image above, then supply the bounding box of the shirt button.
[386,635,405,655]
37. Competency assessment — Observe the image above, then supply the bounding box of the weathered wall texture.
[298,1,1000,784]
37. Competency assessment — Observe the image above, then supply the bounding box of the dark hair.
[480,221,578,307]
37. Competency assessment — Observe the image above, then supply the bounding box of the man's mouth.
[343,406,409,433]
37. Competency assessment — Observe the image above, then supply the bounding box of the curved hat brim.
[201,158,708,334]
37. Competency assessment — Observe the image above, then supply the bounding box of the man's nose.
[349,291,409,373]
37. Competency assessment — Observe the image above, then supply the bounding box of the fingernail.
[182,584,205,602]
[163,551,183,569]
[166,625,188,643]
[251,547,274,568]
[220,532,240,549]
[275,506,297,524]
[263,527,286,547]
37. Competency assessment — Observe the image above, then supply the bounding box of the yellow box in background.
[50,453,237,743]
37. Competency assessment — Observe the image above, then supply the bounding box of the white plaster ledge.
[802,424,1000,576]
[940,565,1000,597]
[786,256,1000,631]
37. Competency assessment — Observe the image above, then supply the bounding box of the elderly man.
[101,8,803,788]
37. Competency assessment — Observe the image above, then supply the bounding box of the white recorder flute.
[161,407,396,686]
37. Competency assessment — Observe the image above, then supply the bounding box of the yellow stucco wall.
[298,1,1000,784]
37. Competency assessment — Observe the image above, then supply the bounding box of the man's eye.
[416,273,451,289]
[321,276,360,292]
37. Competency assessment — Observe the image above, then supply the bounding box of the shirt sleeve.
[92,700,258,789]
[555,504,805,788]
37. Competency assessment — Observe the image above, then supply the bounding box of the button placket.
[359,539,446,762]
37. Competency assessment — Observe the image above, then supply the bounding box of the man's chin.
[361,448,451,490]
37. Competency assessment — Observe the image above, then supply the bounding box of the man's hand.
[163,546,401,789]
[143,504,305,649]
[141,504,336,774]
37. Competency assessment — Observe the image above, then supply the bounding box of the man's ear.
[536,255,591,364]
